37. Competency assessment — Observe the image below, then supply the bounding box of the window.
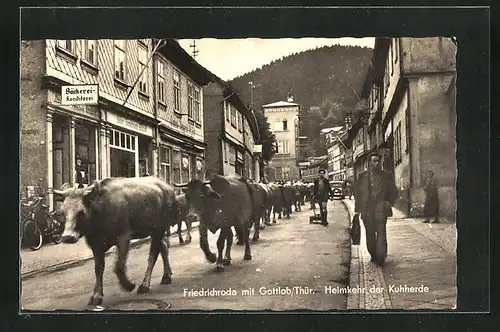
[237,112,243,132]
[57,40,74,53]
[159,146,171,184]
[277,141,289,154]
[282,166,290,180]
[194,86,201,122]
[195,158,203,179]
[405,108,410,153]
[172,150,181,185]
[224,141,228,162]
[231,106,237,127]
[275,167,283,180]
[226,102,230,122]
[390,40,394,75]
[173,71,181,111]
[109,129,136,153]
[283,120,288,131]
[394,38,399,63]
[157,60,165,102]
[229,145,236,164]
[181,153,190,182]
[138,45,148,94]
[394,122,402,164]
[385,57,390,91]
[187,81,201,122]
[82,40,96,64]
[114,40,126,81]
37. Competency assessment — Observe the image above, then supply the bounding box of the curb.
[342,200,361,310]
[342,200,393,310]
[21,226,198,281]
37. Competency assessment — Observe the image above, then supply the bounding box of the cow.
[166,193,192,246]
[281,182,296,218]
[294,181,307,210]
[174,174,254,272]
[234,179,272,244]
[258,182,275,227]
[268,182,284,222]
[53,177,177,306]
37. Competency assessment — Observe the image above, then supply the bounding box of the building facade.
[353,37,457,218]
[202,78,260,180]
[20,38,211,209]
[300,156,328,182]
[324,128,349,181]
[262,99,300,181]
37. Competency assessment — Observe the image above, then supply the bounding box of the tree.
[254,109,276,163]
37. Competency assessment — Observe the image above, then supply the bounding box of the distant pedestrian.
[354,152,398,265]
[423,170,440,223]
[313,169,333,226]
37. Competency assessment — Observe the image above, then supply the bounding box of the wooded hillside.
[228,44,373,159]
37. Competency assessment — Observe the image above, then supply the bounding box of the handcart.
[309,201,324,224]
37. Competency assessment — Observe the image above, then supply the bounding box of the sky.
[178,38,375,81]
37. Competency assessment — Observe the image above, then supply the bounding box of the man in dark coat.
[313,169,333,226]
[354,152,398,265]
[423,170,439,223]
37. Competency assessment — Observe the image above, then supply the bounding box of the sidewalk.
[20,222,198,280]
[343,199,457,310]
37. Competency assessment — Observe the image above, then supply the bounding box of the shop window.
[181,153,190,182]
[228,145,236,165]
[138,44,148,94]
[275,167,283,180]
[196,158,204,179]
[173,71,181,112]
[110,129,137,153]
[160,146,171,184]
[172,150,181,184]
[114,40,126,81]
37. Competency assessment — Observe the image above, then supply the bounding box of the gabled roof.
[262,101,299,108]
[154,39,213,87]
[204,70,260,142]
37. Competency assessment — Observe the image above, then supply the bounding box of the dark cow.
[54,177,177,306]
[175,174,254,271]
[281,182,296,218]
[294,182,307,209]
[166,193,192,246]
[258,182,275,227]
[268,182,284,222]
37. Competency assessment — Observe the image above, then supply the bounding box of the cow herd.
[52,175,314,306]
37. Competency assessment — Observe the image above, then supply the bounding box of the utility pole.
[190,40,199,59]
[248,81,255,109]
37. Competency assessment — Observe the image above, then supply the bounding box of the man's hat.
[318,169,326,174]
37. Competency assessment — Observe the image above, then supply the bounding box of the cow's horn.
[174,183,188,188]
[53,188,72,196]
[202,180,211,185]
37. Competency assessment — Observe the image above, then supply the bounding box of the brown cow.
[166,193,192,246]
[54,176,177,306]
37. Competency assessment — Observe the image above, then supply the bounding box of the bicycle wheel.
[23,220,43,251]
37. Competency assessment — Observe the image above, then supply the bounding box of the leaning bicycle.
[20,196,64,251]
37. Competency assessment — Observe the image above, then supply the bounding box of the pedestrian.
[423,170,440,223]
[312,169,333,226]
[353,152,398,265]
[75,158,86,189]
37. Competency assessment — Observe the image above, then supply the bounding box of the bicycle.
[20,196,64,251]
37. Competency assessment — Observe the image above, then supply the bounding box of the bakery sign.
[61,85,98,105]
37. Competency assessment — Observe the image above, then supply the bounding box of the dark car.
[329,181,345,199]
